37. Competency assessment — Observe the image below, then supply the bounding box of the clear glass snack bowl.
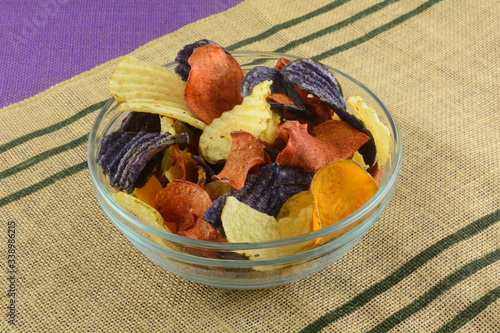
[87,51,402,290]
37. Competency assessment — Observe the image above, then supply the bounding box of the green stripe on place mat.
[0,100,105,154]
[312,0,445,61]
[367,248,500,333]
[0,134,88,180]
[434,286,500,333]
[273,0,401,54]
[0,161,88,208]
[226,0,352,51]
[299,209,500,333]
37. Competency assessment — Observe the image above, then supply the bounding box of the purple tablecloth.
[0,0,245,108]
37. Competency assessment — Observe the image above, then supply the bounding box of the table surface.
[1,0,499,332]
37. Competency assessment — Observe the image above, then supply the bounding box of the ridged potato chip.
[110,56,206,130]
[198,80,281,164]
[346,96,392,168]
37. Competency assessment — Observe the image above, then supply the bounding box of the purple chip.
[281,59,345,112]
[277,167,315,209]
[118,112,161,133]
[97,131,190,193]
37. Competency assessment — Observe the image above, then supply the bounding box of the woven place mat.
[1,0,499,331]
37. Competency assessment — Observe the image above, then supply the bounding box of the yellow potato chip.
[111,191,170,233]
[346,96,392,168]
[221,196,316,262]
[116,102,206,130]
[110,56,184,103]
[160,116,176,135]
[110,56,206,130]
[276,191,316,239]
[198,80,281,163]
[221,196,281,260]
[222,196,280,244]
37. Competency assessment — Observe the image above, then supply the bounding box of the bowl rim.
[87,50,403,251]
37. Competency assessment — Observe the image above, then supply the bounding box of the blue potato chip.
[241,66,304,108]
[97,131,136,174]
[277,167,315,209]
[110,132,159,188]
[281,59,345,113]
[174,39,231,81]
[100,131,150,178]
[204,162,282,229]
[118,112,161,133]
[267,100,317,122]
[98,131,190,193]
[281,59,376,166]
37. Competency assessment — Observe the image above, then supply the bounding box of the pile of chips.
[97,40,392,262]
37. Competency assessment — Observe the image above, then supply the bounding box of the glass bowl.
[87,51,402,289]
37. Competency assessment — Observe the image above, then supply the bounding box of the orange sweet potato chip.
[310,160,378,237]
[132,174,163,207]
[212,131,266,190]
[276,121,369,172]
[154,180,212,232]
[184,44,244,124]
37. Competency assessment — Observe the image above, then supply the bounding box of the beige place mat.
[1,0,499,331]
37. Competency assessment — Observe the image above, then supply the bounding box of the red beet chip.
[184,44,244,125]
[276,121,369,172]
[178,218,226,242]
[154,180,213,232]
[212,131,267,190]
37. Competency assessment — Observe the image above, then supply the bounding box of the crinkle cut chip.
[203,162,281,229]
[118,112,161,133]
[241,66,304,108]
[99,131,149,178]
[174,39,231,81]
[117,132,190,193]
[281,59,376,166]
[97,131,136,174]
[98,131,190,193]
[281,59,345,113]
